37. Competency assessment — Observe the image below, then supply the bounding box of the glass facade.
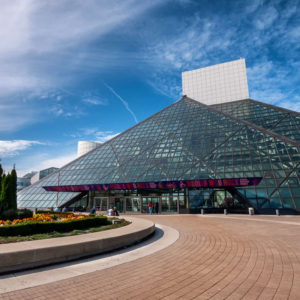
[18,97,300,212]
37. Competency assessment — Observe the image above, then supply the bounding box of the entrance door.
[142,197,159,214]
[125,197,141,213]
[161,195,178,213]
[170,195,178,212]
[94,197,109,212]
[161,195,169,212]
[113,197,124,213]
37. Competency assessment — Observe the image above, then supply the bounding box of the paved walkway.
[1,214,300,299]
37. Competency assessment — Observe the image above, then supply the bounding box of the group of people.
[148,201,159,215]
[107,206,119,216]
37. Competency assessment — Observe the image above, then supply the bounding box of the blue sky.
[0,0,299,176]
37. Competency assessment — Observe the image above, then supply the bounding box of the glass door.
[126,197,141,213]
[142,197,158,214]
[142,197,150,213]
[114,197,124,213]
[94,197,108,212]
[125,197,132,212]
[161,195,169,212]
[170,195,178,212]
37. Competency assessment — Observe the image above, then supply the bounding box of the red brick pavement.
[0,215,300,300]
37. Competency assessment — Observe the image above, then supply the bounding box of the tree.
[0,165,18,213]
[0,174,9,213]
[9,167,17,210]
[0,163,3,194]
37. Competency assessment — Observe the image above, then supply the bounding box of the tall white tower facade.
[182,58,249,105]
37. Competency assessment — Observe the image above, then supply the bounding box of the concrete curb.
[0,217,155,274]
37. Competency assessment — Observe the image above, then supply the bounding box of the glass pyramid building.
[18,96,300,213]
[18,59,300,213]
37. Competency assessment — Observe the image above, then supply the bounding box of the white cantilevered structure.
[182,58,249,105]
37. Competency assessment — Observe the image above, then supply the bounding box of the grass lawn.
[0,218,130,244]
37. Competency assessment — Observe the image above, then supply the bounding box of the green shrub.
[0,208,33,221]
[0,209,17,221]
[17,209,33,219]
[0,216,111,236]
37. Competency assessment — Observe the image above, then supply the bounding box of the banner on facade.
[43,177,262,192]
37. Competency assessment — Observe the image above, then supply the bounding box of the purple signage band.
[43,177,262,192]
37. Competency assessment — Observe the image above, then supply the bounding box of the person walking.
[113,206,119,216]
[155,201,159,214]
[108,207,113,216]
[148,201,153,215]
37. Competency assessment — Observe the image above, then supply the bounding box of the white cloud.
[69,128,120,143]
[15,152,78,177]
[104,83,138,123]
[254,6,278,30]
[0,0,164,129]
[83,98,107,105]
[95,132,120,143]
[245,0,262,14]
[0,140,43,157]
[278,100,300,113]
[0,0,164,95]
[246,59,300,106]
[0,103,40,132]
[38,153,77,170]
[144,15,236,99]
[48,102,85,118]
[289,26,300,40]
[150,19,214,72]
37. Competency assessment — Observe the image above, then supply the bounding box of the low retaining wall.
[0,217,155,274]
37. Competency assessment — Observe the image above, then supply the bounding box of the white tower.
[182,58,249,105]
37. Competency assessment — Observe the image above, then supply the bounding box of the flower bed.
[0,212,84,226]
[0,213,110,236]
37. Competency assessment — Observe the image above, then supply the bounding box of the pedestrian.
[113,206,119,216]
[148,202,153,215]
[108,207,113,216]
[155,202,159,214]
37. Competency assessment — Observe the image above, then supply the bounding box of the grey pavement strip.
[198,214,300,226]
[0,224,179,294]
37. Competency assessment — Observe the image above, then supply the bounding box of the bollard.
[201,208,204,215]
[276,209,280,216]
[224,209,227,215]
[248,207,254,215]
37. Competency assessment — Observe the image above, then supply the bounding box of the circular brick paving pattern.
[0,215,300,300]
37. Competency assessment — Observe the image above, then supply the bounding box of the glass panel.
[161,196,169,212]
[170,195,178,212]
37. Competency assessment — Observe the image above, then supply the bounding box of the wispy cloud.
[83,98,107,105]
[104,83,138,123]
[95,131,120,143]
[143,0,300,107]
[0,102,40,132]
[0,0,163,129]
[0,140,43,157]
[254,6,278,30]
[279,99,300,113]
[68,128,120,143]
[38,153,77,170]
[15,152,78,177]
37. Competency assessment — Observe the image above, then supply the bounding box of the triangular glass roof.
[212,99,300,143]
[18,97,300,209]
